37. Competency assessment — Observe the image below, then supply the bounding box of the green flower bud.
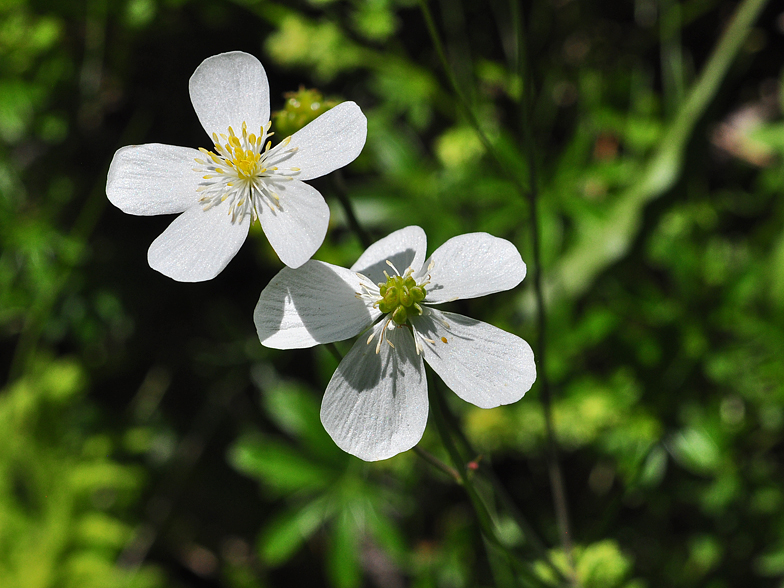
[272,88,338,137]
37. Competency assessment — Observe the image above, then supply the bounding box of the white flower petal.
[270,102,367,181]
[412,309,536,408]
[320,321,427,461]
[255,261,381,349]
[147,204,250,282]
[189,51,270,139]
[421,232,527,303]
[350,226,427,285]
[106,144,201,216]
[258,180,329,268]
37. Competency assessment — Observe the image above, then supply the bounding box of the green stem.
[417,0,527,195]
[417,1,575,582]
[548,0,771,303]
[511,1,577,582]
[433,377,568,585]
[413,446,461,482]
[325,342,344,365]
[331,170,371,250]
[428,376,558,587]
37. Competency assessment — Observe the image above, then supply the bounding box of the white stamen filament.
[193,120,302,224]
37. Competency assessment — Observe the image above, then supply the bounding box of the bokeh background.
[2,0,784,586]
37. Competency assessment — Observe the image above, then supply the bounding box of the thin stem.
[413,446,461,482]
[432,377,568,585]
[417,0,527,196]
[417,0,576,580]
[512,0,577,581]
[325,342,344,364]
[331,170,371,250]
[428,375,557,588]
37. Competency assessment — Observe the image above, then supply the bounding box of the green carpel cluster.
[378,274,426,325]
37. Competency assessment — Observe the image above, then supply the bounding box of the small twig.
[416,0,527,196]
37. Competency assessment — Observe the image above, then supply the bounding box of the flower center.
[356,259,435,355]
[193,121,300,224]
[377,272,426,325]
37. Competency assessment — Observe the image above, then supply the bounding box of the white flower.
[106,51,367,281]
[254,226,537,461]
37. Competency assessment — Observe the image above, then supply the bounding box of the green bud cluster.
[272,88,338,137]
[377,274,426,325]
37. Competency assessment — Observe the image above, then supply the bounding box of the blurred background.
[2,0,784,586]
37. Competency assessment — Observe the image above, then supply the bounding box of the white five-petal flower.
[254,226,537,461]
[106,51,367,281]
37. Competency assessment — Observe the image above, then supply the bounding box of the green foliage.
[230,376,408,585]
[0,359,165,588]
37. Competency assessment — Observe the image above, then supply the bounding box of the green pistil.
[378,274,426,325]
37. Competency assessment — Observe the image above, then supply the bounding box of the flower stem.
[428,376,562,588]
[510,0,577,582]
[331,170,372,249]
[432,376,568,585]
[413,446,461,482]
[416,0,527,196]
[325,342,344,364]
[419,0,577,581]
